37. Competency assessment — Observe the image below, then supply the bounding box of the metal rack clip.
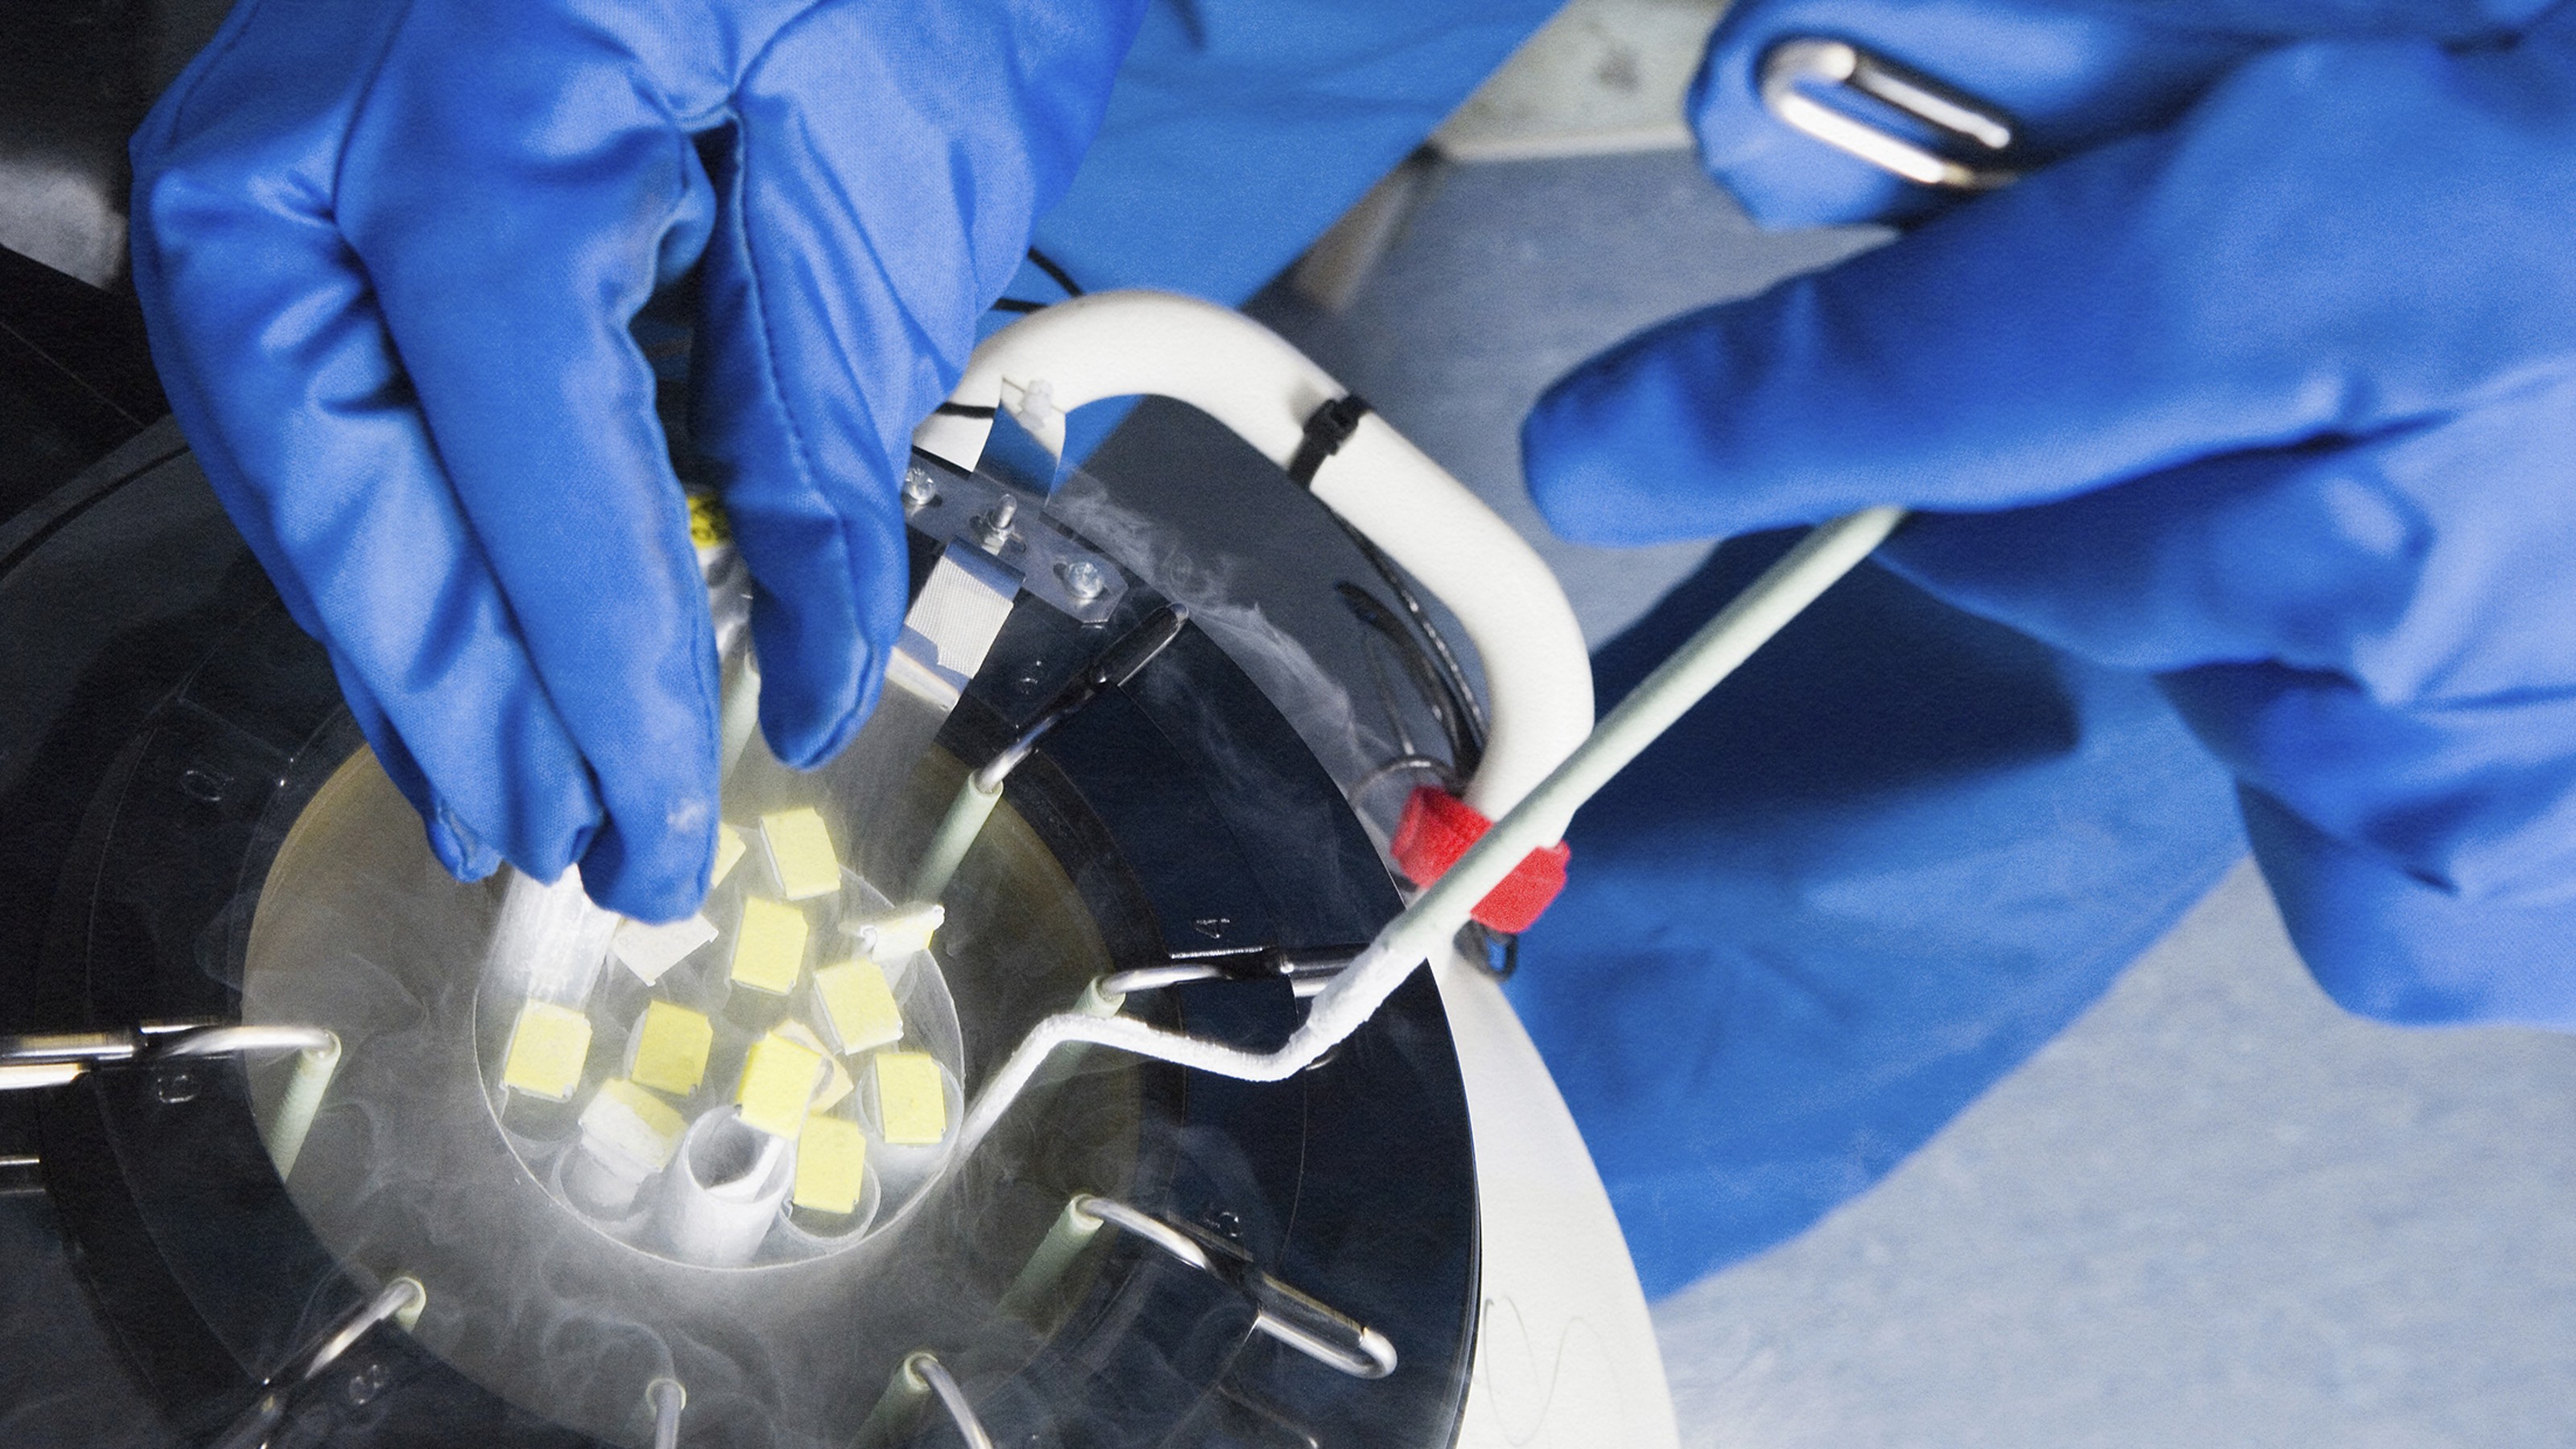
[1072,1194,1397,1380]
[1760,36,2019,190]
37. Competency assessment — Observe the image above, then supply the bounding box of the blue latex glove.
[1529,0,2576,1026]
[1512,539,2248,1295]
[130,0,1142,919]
[1037,0,1566,308]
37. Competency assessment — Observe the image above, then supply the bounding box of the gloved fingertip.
[1522,441,1629,548]
[425,807,502,883]
[755,693,840,772]
[760,638,880,771]
[1522,370,1710,549]
[576,805,716,924]
[770,712,855,773]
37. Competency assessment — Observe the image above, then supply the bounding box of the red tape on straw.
[1389,786,1569,934]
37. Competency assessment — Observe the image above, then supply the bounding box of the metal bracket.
[902,453,1129,625]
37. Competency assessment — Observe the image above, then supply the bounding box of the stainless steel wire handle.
[644,1377,686,1449]
[0,1022,337,1088]
[855,1350,993,1449]
[0,1021,342,1179]
[1071,1194,1399,1380]
[299,1277,427,1381]
[209,1277,426,1449]
[1759,36,2019,189]
[902,1353,993,1449]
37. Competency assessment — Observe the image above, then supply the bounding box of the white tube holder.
[654,1110,795,1268]
[943,502,1903,1149]
[913,291,1901,1162]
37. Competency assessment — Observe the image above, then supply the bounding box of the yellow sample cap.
[793,1115,869,1216]
[773,1020,853,1113]
[712,824,749,886]
[737,1032,825,1138]
[730,897,809,996]
[580,1079,687,1173]
[686,493,731,547]
[759,807,840,902]
[812,960,904,1055]
[627,1001,714,1096]
[502,1000,593,1101]
[873,1051,948,1146]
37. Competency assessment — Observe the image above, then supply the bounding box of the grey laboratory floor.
[1104,149,2576,1446]
[1657,861,2576,1448]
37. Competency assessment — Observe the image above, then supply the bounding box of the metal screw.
[902,466,939,510]
[341,1357,392,1407]
[972,495,1018,551]
[153,1064,202,1104]
[1055,557,1108,602]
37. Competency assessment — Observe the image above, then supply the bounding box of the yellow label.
[759,807,840,902]
[731,897,809,996]
[502,1000,592,1101]
[581,1079,686,1170]
[687,493,730,547]
[873,1051,947,1146]
[774,1020,853,1113]
[737,1032,825,1138]
[793,1115,869,1216]
[627,1001,713,1096]
[712,824,748,886]
[813,960,904,1055]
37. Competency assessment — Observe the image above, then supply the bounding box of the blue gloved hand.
[130,0,1142,919]
[1527,0,2576,1025]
